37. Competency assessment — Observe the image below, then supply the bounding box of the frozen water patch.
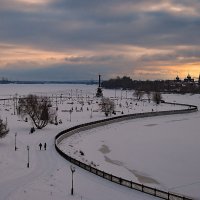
[166,118,189,123]
[104,155,123,166]
[126,169,159,185]
[104,155,160,185]
[144,124,158,127]
[99,144,111,154]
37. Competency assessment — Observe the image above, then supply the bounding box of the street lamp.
[70,165,75,195]
[27,145,30,168]
[90,108,93,118]
[15,132,17,151]
[56,95,58,109]
[13,97,16,115]
[15,93,18,110]
[69,109,72,122]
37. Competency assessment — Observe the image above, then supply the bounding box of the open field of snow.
[0,84,199,200]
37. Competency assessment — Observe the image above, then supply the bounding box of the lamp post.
[15,93,18,110]
[27,145,30,168]
[70,165,75,195]
[60,94,62,104]
[13,97,15,115]
[76,89,78,99]
[69,109,72,122]
[90,108,93,118]
[15,132,17,151]
[56,95,58,109]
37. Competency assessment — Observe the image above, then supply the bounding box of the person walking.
[39,143,42,150]
[44,142,47,150]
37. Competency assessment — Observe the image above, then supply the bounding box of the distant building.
[172,73,200,92]
[184,74,194,83]
[175,75,181,82]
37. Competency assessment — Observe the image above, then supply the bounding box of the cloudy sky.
[0,0,200,81]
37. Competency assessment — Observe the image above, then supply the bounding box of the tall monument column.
[96,74,103,97]
[98,74,101,87]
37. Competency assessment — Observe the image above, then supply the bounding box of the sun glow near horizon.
[132,63,200,80]
[0,42,199,81]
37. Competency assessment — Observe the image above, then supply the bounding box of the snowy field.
[0,84,199,200]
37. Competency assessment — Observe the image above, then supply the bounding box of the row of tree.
[102,76,200,93]
[100,91,162,117]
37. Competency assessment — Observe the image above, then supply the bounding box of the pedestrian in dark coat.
[39,143,42,150]
[44,143,47,150]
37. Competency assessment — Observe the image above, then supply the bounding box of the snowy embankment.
[58,93,200,200]
[0,84,199,200]
[57,101,196,199]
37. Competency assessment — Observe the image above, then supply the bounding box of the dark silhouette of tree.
[102,76,133,89]
[146,90,151,103]
[133,90,144,101]
[0,118,9,138]
[102,76,200,94]
[100,97,115,116]
[18,95,56,129]
[152,92,162,104]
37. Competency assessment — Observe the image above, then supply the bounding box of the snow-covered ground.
[0,84,199,200]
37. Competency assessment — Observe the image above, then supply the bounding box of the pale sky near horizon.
[0,0,200,81]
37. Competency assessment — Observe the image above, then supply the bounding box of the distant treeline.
[0,80,98,85]
[102,76,200,94]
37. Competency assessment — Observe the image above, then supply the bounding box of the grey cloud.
[140,53,177,62]
[139,47,200,63]
[65,55,125,63]
[0,0,200,80]
[0,0,200,50]
[0,63,121,81]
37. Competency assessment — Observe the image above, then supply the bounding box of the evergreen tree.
[0,118,9,138]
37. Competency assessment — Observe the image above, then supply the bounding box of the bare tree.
[18,94,56,129]
[100,97,115,116]
[152,92,162,104]
[133,90,144,101]
[146,91,151,103]
[0,118,9,138]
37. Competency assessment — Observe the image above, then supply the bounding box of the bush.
[99,97,115,116]
[0,118,9,138]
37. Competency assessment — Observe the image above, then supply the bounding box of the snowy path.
[0,136,162,200]
[0,136,66,200]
